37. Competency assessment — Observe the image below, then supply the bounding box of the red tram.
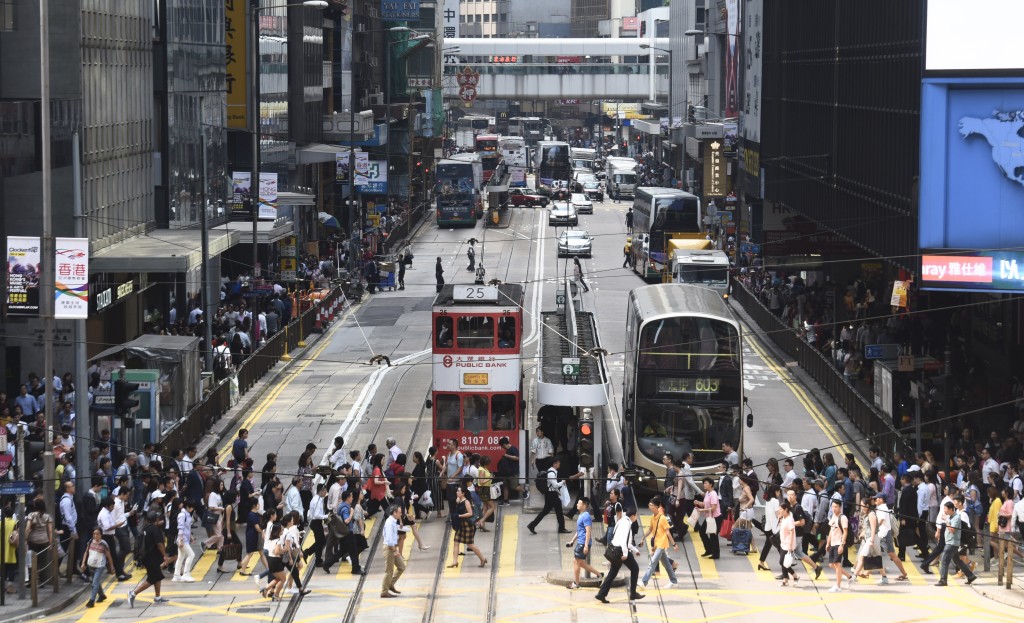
[429,283,525,464]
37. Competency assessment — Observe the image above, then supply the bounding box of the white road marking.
[778,441,812,458]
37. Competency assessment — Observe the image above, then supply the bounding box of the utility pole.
[72,134,91,505]
[200,97,214,371]
[39,0,58,558]
[251,0,261,285]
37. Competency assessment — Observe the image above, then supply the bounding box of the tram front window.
[491,394,516,430]
[463,395,489,433]
[436,317,454,348]
[638,318,739,371]
[636,403,738,466]
[497,317,516,348]
[457,315,495,349]
[436,394,461,430]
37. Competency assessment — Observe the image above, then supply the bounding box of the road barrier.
[731,278,907,454]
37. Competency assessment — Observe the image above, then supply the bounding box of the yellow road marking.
[687,528,719,580]
[498,514,518,578]
[188,548,218,581]
[745,334,853,459]
[336,518,375,579]
[744,547,774,581]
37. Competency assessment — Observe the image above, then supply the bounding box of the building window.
[0,0,14,31]
[483,13,490,22]
[499,13,507,22]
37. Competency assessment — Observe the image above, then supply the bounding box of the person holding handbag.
[594,505,643,603]
[448,486,487,568]
[777,500,799,586]
[216,491,243,573]
[693,477,721,559]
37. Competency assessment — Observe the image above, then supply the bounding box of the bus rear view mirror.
[425,399,433,410]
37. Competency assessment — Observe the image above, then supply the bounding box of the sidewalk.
[0,575,90,623]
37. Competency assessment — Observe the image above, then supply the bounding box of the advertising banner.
[925,0,1024,73]
[356,160,388,195]
[381,0,420,21]
[231,171,252,219]
[225,0,247,129]
[442,0,460,39]
[703,140,727,197]
[917,251,1024,293]
[6,236,40,317]
[336,152,349,182]
[258,172,278,220]
[54,237,89,319]
[724,0,741,118]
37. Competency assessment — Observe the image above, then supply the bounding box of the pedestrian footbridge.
[443,37,670,101]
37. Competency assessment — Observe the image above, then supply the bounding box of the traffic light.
[114,379,140,418]
[578,411,595,469]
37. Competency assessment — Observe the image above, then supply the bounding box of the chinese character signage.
[356,160,388,194]
[703,140,728,197]
[258,172,278,220]
[918,251,1024,293]
[225,0,247,129]
[6,236,40,317]
[55,237,89,319]
[442,0,459,39]
[381,0,420,21]
[489,56,519,64]
[407,77,432,88]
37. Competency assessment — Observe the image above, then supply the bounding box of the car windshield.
[562,231,588,240]
[584,181,599,189]
[571,194,589,202]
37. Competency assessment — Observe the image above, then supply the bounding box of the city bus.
[508,116,551,147]
[622,284,744,487]
[534,140,571,197]
[631,187,703,282]
[435,155,484,226]
[429,283,525,466]
[498,136,529,187]
[476,134,500,182]
[456,115,496,150]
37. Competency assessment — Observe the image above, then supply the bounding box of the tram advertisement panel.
[432,354,520,391]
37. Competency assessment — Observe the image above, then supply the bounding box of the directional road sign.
[0,481,34,496]
[864,343,900,360]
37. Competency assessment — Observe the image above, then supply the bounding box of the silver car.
[548,202,578,226]
[571,192,593,214]
[557,229,594,257]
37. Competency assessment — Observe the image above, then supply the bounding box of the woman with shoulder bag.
[203,479,225,553]
[448,486,487,569]
[216,491,244,573]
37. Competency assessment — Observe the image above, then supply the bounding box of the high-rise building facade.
[570,0,609,37]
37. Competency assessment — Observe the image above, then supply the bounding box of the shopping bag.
[706,516,718,535]
[558,482,571,508]
[720,510,734,540]
[783,551,794,568]
[686,508,703,528]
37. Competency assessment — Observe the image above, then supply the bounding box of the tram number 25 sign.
[457,67,480,103]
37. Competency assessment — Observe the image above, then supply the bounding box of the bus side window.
[436,317,454,349]
[491,394,515,430]
[498,317,516,348]
[463,395,488,433]
[436,394,460,430]
[457,315,495,349]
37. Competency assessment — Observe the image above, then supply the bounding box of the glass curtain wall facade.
[82,0,155,248]
[165,0,228,229]
[259,1,291,170]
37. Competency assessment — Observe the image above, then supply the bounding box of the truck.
[606,157,638,200]
[570,147,597,172]
[672,248,731,296]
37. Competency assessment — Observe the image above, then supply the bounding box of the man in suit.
[184,465,206,518]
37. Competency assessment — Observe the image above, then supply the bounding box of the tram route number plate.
[454,285,498,302]
[562,357,580,377]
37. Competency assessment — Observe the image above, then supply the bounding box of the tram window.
[638,318,739,371]
[457,315,495,349]
[436,394,461,430]
[436,317,454,348]
[497,317,516,348]
[491,394,516,430]
[463,395,489,433]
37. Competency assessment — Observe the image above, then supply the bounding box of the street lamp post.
[250,0,327,288]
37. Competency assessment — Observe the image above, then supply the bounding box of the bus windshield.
[638,317,739,372]
[653,197,700,232]
[678,264,729,287]
[634,403,739,465]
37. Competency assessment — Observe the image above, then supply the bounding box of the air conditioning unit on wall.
[367,93,384,106]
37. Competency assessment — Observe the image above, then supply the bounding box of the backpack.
[214,348,228,375]
[535,466,555,493]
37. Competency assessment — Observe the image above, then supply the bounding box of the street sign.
[864,343,900,360]
[897,355,915,372]
[561,357,580,377]
[0,481,34,496]
[556,293,566,306]
[739,242,761,254]
[456,67,479,103]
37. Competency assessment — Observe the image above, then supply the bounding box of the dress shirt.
[782,469,797,490]
[329,447,348,470]
[916,484,930,515]
[801,490,817,518]
[383,515,401,547]
[881,473,896,506]
[178,509,193,543]
[97,508,116,535]
[610,515,637,553]
[327,482,344,512]
[307,495,327,521]
[112,498,128,528]
[545,466,562,492]
[283,485,302,515]
[678,463,700,500]
[982,458,1000,484]
[59,493,78,533]
[764,497,781,534]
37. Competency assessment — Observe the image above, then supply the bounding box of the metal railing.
[159,288,342,453]
[731,277,907,453]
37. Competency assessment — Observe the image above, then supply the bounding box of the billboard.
[54,238,89,319]
[381,0,420,21]
[918,251,1024,293]
[356,160,388,195]
[442,0,459,39]
[6,236,40,317]
[724,0,741,118]
[258,172,278,220]
[231,171,252,219]
[919,77,1024,250]
[925,0,1024,73]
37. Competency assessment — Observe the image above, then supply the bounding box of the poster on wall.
[231,171,252,218]
[258,172,278,220]
[336,153,349,182]
[54,237,89,319]
[5,236,41,317]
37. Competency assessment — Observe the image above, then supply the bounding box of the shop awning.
[90,228,240,274]
[218,219,296,245]
[295,143,350,165]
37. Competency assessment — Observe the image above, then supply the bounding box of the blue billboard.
[920,77,1024,250]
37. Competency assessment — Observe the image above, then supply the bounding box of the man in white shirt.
[914,472,932,560]
[180,446,196,475]
[721,441,739,467]
[385,437,403,470]
[380,505,406,598]
[594,504,643,603]
[529,427,554,476]
[981,448,1000,486]
[327,473,347,513]
[329,436,348,471]
[868,446,884,473]
[781,458,798,491]
[1007,462,1022,502]
[283,476,304,516]
[527,457,570,535]
[872,493,907,583]
[921,490,952,573]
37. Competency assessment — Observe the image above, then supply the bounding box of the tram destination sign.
[454,285,498,302]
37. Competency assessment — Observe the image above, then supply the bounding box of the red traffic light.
[579,423,592,436]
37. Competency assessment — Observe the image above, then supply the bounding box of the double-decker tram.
[430,284,525,464]
[476,134,500,182]
[622,284,745,486]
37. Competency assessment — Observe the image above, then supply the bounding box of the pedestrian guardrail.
[730,278,908,454]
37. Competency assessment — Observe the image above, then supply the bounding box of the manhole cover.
[301,413,328,418]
